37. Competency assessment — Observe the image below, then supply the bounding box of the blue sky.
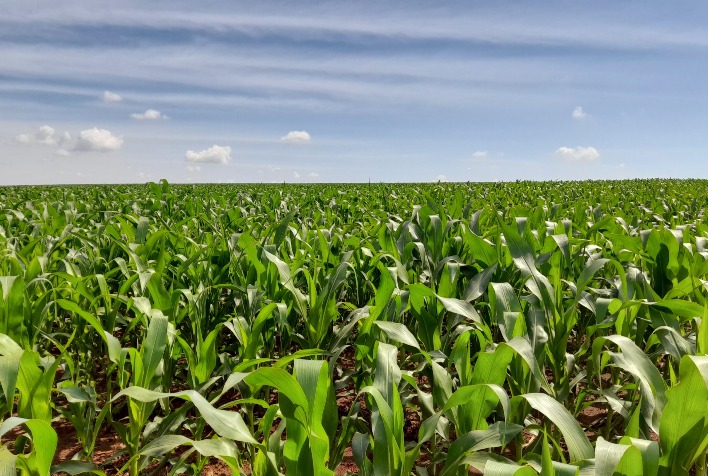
[1,1,707,184]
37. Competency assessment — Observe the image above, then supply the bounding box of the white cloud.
[185,144,232,164]
[14,125,60,146]
[472,150,488,159]
[308,172,320,177]
[13,125,75,150]
[34,125,57,145]
[293,171,301,178]
[281,130,311,143]
[572,106,587,119]
[267,164,281,171]
[14,133,32,144]
[102,90,123,103]
[74,128,124,151]
[54,149,70,157]
[130,109,167,120]
[555,146,599,161]
[435,174,447,182]
[186,164,202,172]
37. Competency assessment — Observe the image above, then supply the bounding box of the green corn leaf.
[55,299,120,362]
[658,355,708,475]
[440,422,523,476]
[437,296,483,324]
[484,460,537,476]
[463,263,497,302]
[619,437,659,476]
[50,461,107,475]
[133,313,168,388]
[0,343,22,414]
[0,417,57,476]
[0,276,25,345]
[592,335,668,432]
[16,351,59,421]
[515,393,594,462]
[194,324,221,384]
[595,437,643,476]
[140,434,239,458]
[374,321,420,350]
[244,367,310,413]
[112,387,257,444]
[0,447,16,476]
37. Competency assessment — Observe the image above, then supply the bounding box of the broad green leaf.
[515,393,594,462]
[112,387,257,444]
[374,321,420,350]
[658,355,708,475]
[440,422,523,476]
[595,437,642,476]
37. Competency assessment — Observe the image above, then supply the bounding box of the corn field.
[2,179,708,476]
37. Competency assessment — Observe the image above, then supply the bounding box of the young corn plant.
[244,358,355,475]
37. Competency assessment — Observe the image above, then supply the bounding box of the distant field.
[2,179,708,475]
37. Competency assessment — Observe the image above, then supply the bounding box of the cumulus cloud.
[14,125,73,148]
[555,146,599,161]
[435,174,448,182]
[185,144,232,164]
[281,130,311,143]
[472,150,488,159]
[102,91,123,103]
[74,128,124,151]
[572,106,587,119]
[54,149,70,157]
[15,125,56,146]
[130,109,167,120]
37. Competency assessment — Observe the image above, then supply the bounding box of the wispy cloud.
[6,4,708,51]
[130,109,168,120]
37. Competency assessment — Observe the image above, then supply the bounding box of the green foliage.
[0,179,707,474]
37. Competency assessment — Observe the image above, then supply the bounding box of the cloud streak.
[5,3,708,52]
[131,109,168,120]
